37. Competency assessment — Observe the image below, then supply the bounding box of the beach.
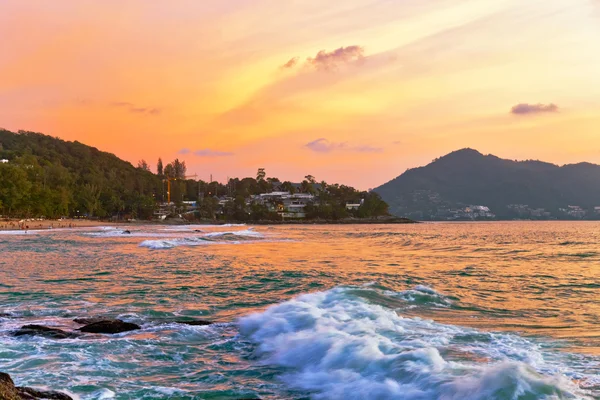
[0,219,116,231]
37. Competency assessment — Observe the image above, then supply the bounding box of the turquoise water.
[1,222,599,399]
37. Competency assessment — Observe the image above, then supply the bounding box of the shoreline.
[0,219,119,231]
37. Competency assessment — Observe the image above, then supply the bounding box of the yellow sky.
[1,0,599,188]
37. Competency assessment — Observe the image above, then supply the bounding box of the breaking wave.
[239,287,591,400]
[139,229,266,249]
[388,284,455,307]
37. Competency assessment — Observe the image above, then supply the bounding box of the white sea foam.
[203,228,263,239]
[387,284,454,307]
[139,228,266,249]
[239,287,590,400]
[0,230,42,235]
[95,388,116,399]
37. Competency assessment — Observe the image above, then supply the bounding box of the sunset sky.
[1,0,599,189]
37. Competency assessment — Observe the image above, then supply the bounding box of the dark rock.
[0,372,73,400]
[0,312,12,318]
[0,372,20,400]
[73,317,110,325]
[78,319,140,334]
[17,387,73,400]
[122,230,131,234]
[175,320,213,326]
[13,325,78,340]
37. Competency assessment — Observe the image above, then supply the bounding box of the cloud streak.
[510,103,559,115]
[282,45,366,72]
[305,138,382,153]
[111,101,162,116]
[280,57,299,69]
[307,46,365,70]
[179,148,234,157]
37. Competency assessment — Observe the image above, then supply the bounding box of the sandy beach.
[0,219,114,231]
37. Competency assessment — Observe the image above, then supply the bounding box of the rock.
[0,312,12,318]
[17,387,73,400]
[122,230,131,234]
[73,317,110,325]
[175,320,213,326]
[78,319,140,334]
[0,372,73,400]
[13,325,78,340]
[0,373,20,400]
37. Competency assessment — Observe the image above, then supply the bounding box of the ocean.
[0,222,599,399]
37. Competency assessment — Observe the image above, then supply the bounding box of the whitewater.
[1,222,599,399]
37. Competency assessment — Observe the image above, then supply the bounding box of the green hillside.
[0,129,161,219]
[374,149,600,220]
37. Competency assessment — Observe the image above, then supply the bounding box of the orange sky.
[1,0,599,189]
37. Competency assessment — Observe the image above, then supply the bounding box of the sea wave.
[239,287,590,400]
[387,284,455,307]
[139,229,266,249]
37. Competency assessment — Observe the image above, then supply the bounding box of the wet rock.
[0,372,73,400]
[13,325,78,340]
[73,317,110,325]
[0,312,12,318]
[17,386,73,400]
[78,319,140,334]
[175,320,213,326]
[0,373,19,400]
[122,230,131,234]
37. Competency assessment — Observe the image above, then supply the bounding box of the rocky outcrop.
[72,317,109,325]
[13,325,79,340]
[0,372,73,400]
[78,319,140,334]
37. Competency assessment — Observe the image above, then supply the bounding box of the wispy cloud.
[111,101,162,116]
[280,57,299,69]
[305,138,345,153]
[510,103,559,115]
[307,46,365,70]
[281,45,366,72]
[305,138,382,153]
[179,148,234,157]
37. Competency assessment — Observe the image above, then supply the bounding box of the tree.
[172,159,187,179]
[358,192,389,217]
[164,164,175,179]
[256,168,266,181]
[164,159,186,179]
[157,158,163,176]
[305,175,316,184]
[0,164,32,215]
[281,181,296,194]
[137,159,150,171]
[80,183,102,217]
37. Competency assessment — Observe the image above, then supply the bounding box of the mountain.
[0,129,161,219]
[374,149,600,220]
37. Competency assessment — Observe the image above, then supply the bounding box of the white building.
[0,159,8,163]
[255,192,315,219]
[346,199,364,210]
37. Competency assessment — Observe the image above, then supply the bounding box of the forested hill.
[0,129,391,221]
[374,148,600,220]
[0,129,161,218]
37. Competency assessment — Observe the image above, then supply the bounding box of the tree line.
[0,129,388,221]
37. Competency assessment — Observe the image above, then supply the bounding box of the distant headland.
[375,148,600,221]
